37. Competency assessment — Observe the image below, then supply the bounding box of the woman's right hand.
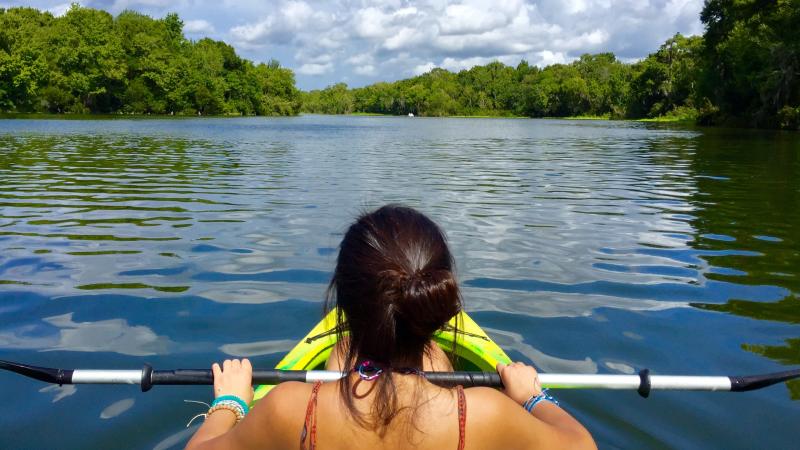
[212,358,254,406]
[496,361,542,405]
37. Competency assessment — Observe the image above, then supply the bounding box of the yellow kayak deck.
[254,309,511,402]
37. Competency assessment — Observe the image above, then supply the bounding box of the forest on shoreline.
[0,6,300,116]
[1,2,798,129]
[303,1,799,130]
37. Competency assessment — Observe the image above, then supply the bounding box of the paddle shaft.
[4,360,798,397]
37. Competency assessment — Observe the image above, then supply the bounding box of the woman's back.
[185,206,596,450]
[236,375,593,450]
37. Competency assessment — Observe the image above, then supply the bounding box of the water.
[0,116,798,449]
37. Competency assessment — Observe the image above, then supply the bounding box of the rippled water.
[1,116,798,449]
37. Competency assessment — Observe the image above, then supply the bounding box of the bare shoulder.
[463,387,596,450]
[463,387,522,418]
[232,382,312,449]
[462,387,547,449]
[254,381,312,421]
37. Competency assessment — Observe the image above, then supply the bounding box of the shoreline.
[0,111,698,124]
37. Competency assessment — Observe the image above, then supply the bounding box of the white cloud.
[530,50,569,67]
[438,2,517,35]
[297,62,333,75]
[554,29,610,51]
[383,26,428,51]
[184,19,215,34]
[47,2,73,16]
[354,64,376,75]
[440,56,494,72]
[353,7,393,39]
[347,52,374,65]
[230,0,325,46]
[412,62,436,75]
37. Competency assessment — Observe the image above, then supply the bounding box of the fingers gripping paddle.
[2,360,799,398]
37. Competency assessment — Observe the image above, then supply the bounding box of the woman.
[186,205,596,449]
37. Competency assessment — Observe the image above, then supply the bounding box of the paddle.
[3,360,799,398]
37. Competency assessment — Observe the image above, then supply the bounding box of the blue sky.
[2,1,705,90]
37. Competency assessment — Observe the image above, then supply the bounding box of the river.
[0,115,798,449]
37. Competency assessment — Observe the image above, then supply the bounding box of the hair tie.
[353,360,422,380]
[355,360,383,381]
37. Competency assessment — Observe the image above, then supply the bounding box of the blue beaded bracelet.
[212,395,249,415]
[523,388,559,413]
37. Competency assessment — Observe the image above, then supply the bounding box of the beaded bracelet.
[212,395,250,415]
[207,401,246,423]
[523,388,559,413]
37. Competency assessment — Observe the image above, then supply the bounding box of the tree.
[626,34,702,118]
[0,6,299,115]
[699,0,800,128]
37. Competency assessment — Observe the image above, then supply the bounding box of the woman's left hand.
[212,358,254,405]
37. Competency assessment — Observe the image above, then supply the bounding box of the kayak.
[253,309,511,401]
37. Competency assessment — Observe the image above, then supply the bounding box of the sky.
[2,0,706,90]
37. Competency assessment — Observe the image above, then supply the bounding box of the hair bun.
[391,267,460,339]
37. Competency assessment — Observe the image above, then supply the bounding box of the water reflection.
[220,339,298,357]
[39,384,77,403]
[683,130,800,399]
[485,326,598,374]
[0,117,798,449]
[100,398,136,419]
[0,312,172,356]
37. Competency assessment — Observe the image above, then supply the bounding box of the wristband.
[522,388,559,413]
[207,402,245,423]
[212,395,250,415]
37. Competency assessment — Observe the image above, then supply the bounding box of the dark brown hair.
[325,204,462,433]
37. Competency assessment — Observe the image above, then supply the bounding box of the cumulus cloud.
[297,62,334,75]
[438,1,519,35]
[347,52,374,66]
[354,64,377,75]
[9,0,706,88]
[529,50,569,67]
[412,62,436,75]
[184,19,215,34]
[46,2,73,16]
[230,0,324,46]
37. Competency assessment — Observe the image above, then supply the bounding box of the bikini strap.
[301,381,465,449]
[457,385,466,450]
[300,381,323,450]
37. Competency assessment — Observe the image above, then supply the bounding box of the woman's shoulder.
[463,387,531,429]
[462,387,546,448]
[463,386,518,410]
[256,381,314,416]
[242,382,314,445]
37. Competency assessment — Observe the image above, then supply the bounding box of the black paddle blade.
[0,360,73,385]
[729,368,800,392]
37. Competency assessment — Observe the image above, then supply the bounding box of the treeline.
[0,6,300,115]
[303,1,799,130]
[300,39,701,121]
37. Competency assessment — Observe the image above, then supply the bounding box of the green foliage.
[699,0,800,129]
[0,5,299,115]
[627,34,702,118]
[298,1,798,130]
[302,54,640,119]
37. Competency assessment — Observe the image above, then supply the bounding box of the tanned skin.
[186,341,596,450]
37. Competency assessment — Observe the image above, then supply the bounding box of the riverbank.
[0,112,695,125]
[0,112,297,120]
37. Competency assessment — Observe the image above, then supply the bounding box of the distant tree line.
[0,6,300,115]
[303,1,799,130]
[2,3,797,129]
